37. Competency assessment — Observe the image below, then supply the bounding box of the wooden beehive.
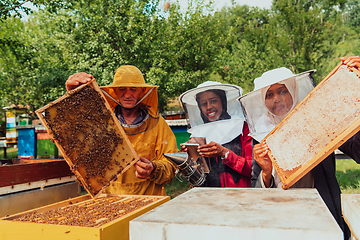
[264,63,360,189]
[0,194,170,240]
[35,80,139,198]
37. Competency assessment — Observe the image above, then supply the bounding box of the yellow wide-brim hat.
[101,65,157,88]
[100,65,159,116]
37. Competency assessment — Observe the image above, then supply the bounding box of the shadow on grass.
[335,154,351,159]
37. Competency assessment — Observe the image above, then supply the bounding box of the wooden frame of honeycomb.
[35,80,139,198]
[0,194,170,240]
[264,63,360,189]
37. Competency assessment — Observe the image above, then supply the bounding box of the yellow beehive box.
[35,80,139,198]
[0,194,169,240]
[264,63,360,189]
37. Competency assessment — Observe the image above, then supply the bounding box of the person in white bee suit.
[240,56,360,240]
[180,81,253,187]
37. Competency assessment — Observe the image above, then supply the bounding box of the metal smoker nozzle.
[163,152,188,166]
[163,152,206,187]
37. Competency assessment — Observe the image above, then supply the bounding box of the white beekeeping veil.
[239,67,316,142]
[180,81,245,145]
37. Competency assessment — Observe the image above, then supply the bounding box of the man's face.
[265,83,293,116]
[114,87,145,109]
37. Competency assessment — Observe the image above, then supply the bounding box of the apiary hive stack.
[35,79,138,198]
[264,63,360,189]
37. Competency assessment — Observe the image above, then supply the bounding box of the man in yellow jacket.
[66,65,177,196]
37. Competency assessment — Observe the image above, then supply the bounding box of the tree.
[210,4,275,93]
[0,0,226,111]
[1,0,354,113]
[342,0,360,29]
[0,13,72,114]
[265,0,338,75]
[314,0,360,82]
[0,0,74,20]
[46,0,227,111]
[146,0,228,109]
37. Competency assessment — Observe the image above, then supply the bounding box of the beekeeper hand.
[253,142,273,188]
[135,156,156,179]
[341,56,360,69]
[197,141,228,158]
[180,144,188,152]
[66,72,94,92]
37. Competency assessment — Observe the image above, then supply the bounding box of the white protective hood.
[180,81,245,145]
[239,68,316,142]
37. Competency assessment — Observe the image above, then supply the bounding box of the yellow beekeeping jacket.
[104,115,178,195]
[101,65,178,196]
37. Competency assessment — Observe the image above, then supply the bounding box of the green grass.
[2,147,358,196]
[164,157,360,198]
[165,175,191,199]
[0,146,191,198]
[336,158,360,194]
[0,147,18,160]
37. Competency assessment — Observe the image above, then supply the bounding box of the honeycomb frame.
[35,79,139,198]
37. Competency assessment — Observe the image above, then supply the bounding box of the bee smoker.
[163,152,207,187]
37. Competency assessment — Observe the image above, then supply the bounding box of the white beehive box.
[342,194,360,240]
[130,188,342,240]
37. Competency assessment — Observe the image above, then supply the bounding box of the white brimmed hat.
[254,67,316,91]
[238,67,316,142]
[180,81,246,145]
[180,81,243,106]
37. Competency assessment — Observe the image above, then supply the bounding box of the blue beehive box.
[17,127,36,159]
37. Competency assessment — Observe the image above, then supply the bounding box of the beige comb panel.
[264,63,360,189]
[35,80,139,197]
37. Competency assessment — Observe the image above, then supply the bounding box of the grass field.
[336,157,360,194]
[165,175,191,198]
[0,147,18,160]
[2,147,359,196]
[165,157,360,198]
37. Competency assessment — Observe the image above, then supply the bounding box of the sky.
[21,0,273,20]
[175,0,273,11]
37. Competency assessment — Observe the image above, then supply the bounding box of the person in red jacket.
[179,81,252,187]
